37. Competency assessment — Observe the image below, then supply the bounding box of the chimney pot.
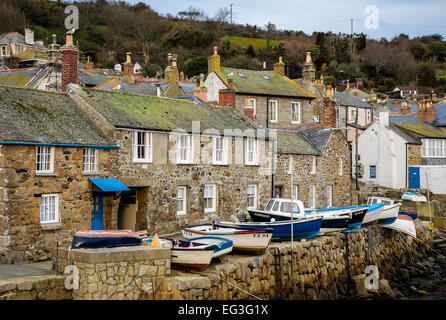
[214,46,218,56]
[279,56,283,64]
[306,51,312,63]
[199,74,204,87]
[263,61,267,70]
[228,78,233,88]
[66,34,73,46]
[52,34,57,45]
[126,52,132,64]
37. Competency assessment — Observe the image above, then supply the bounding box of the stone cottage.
[202,47,316,130]
[0,86,119,263]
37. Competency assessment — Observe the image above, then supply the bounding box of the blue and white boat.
[215,216,323,241]
[307,205,369,231]
[401,192,427,202]
[367,197,401,225]
[399,212,419,220]
[248,198,352,234]
[186,236,233,258]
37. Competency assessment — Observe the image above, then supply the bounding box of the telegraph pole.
[355,105,359,190]
[230,4,234,24]
[350,19,354,58]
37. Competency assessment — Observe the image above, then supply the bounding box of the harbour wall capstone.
[53,220,433,300]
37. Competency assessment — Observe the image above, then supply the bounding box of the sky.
[123,0,446,40]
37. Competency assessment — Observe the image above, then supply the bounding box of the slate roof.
[434,102,446,127]
[296,126,334,152]
[0,68,41,87]
[293,79,325,100]
[218,67,315,99]
[394,123,446,139]
[388,124,422,145]
[0,86,114,146]
[0,32,26,45]
[333,91,373,109]
[76,88,260,135]
[274,130,322,156]
[344,88,370,101]
[78,71,112,87]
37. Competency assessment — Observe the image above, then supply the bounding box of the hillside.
[0,0,445,94]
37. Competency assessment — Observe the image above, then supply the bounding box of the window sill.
[177,162,194,165]
[36,173,56,177]
[213,162,229,166]
[204,210,216,214]
[245,163,260,167]
[41,222,63,231]
[82,172,99,176]
[132,160,153,164]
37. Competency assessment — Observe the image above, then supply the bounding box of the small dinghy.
[401,192,427,202]
[144,236,217,271]
[182,224,273,255]
[71,230,142,249]
[367,197,401,225]
[381,214,417,238]
[186,236,233,258]
[215,216,323,241]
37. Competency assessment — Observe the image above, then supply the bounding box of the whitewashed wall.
[416,166,446,194]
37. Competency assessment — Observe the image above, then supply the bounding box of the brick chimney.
[61,30,79,92]
[322,97,336,128]
[417,99,436,123]
[208,46,221,74]
[302,51,316,82]
[274,56,285,76]
[193,74,208,101]
[164,54,179,83]
[123,52,134,77]
[86,56,94,71]
[219,79,236,108]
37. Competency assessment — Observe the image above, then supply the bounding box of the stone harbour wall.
[144,221,433,300]
[56,245,171,300]
[0,275,71,300]
[50,220,433,300]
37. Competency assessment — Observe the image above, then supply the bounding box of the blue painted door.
[91,193,104,230]
[409,167,420,189]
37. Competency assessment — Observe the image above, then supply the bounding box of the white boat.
[186,236,234,258]
[401,192,427,202]
[182,224,273,255]
[381,214,417,238]
[367,197,401,225]
[143,236,217,271]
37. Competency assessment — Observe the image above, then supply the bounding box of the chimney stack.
[322,97,336,128]
[61,29,78,92]
[193,73,208,102]
[52,34,57,45]
[208,46,221,74]
[219,78,236,108]
[346,80,350,90]
[303,51,316,82]
[326,85,333,98]
[274,56,285,76]
[86,56,94,71]
[417,99,436,123]
[156,84,162,97]
[25,26,34,45]
[123,52,134,77]
[263,61,267,70]
[379,110,390,127]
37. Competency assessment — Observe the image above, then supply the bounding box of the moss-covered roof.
[275,130,322,155]
[219,67,315,99]
[0,86,114,146]
[0,68,40,88]
[395,123,446,139]
[78,89,260,134]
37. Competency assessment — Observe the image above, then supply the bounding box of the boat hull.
[182,225,273,255]
[399,212,419,220]
[216,217,323,241]
[186,236,233,258]
[378,204,401,225]
[381,215,417,238]
[71,230,142,249]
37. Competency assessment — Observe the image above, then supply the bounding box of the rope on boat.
[191,271,263,300]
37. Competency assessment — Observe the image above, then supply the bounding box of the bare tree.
[214,7,230,23]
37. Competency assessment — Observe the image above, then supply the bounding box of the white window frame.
[36,146,54,174]
[132,131,152,163]
[82,148,98,173]
[204,184,217,213]
[338,158,343,176]
[310,156,317,175]
[350,108,357,122]
[269,100,278,123]
[177,134,194,164]
[177,186,187,216]
[292,185,298,201]
[309,185,316,209]
[250,98,257,116]
[291,102,301,124]
[40,194,59,224]
[422,139,446,158]
[326,186,333,208]
[213,137,229,165]
[245,138,259,165]
[246,184,257,210]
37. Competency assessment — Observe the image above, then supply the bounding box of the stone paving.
[0,261,54,280]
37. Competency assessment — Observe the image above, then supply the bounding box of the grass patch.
[228,36,281,49]
[436,69,446,81]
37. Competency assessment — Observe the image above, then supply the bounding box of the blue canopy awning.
[89,178,130,192]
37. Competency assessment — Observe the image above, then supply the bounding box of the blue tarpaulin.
[89,178,130,192]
